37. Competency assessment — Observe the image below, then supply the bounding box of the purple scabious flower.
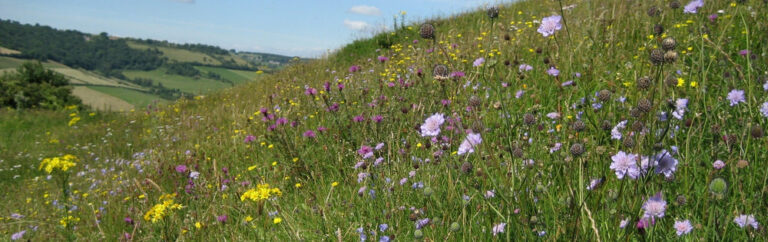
[713,160,725,169]
[760,102,768,117]
[11,230,26,241]
[492,223,506,236]
[457,133,482,155]
[416,218,430,229]
[420,113,445,137]
[734,214,759,229]
[357,172,370,183]
[672,98,689,120]
[611,120,628,140]
[519,64,533,72]
[473,57,485,67]
[683,0,704,14]
[379,223,389,232]
[549,142,562,153]
[515,90,524,99]
[546,67,560,76]
[610,151,640,179]
[586,178,603,190]
[674,220,693,236]
[653,150,678,178]
[642,192,667,219]
[727,89,745,106]
[537,15,562,37]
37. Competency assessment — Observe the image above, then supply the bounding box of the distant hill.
[0,19,303,111]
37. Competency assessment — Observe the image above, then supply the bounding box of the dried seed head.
[572,120,586,132]
[469,96,482,107]
[653,24,664,35]
[669,1,681,9]
[420,23,435,39]
[647,6,660,17]
[601,120,612,131]
[630,108,643,118]
[487,6,499,19]
[598,89,612,102]
[632,121,645,132]
[523,113,536,125]
[433,64,449,80]
[570,143,585,156]
[675,195,687,206]
[664,51,678,63]
[751,125,764,138]
[512,147,524,158]
[650,49,665,65]
[665,75,678,87]
[637,99,653,113]
[637,76,652,90]
[460,161,473,174]
[662,37,677,51]
[622,137,635,148]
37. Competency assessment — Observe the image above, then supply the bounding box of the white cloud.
[348,5,381,16]
[343,19,369,31]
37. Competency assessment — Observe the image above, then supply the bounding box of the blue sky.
[0,0,509,57]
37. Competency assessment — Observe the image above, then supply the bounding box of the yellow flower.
[195,222,202,229]
[416,143,422,148]
[331,182,339,187]
[68,116,80,126]
[244,216,253,223]
[143,195,183,223]
[295,183,302,188]
[39,155,78,173]
[240,184,282,202]
[59,216,80,227]
[677,78,685,87]
[690,81,697,87]
[273,217,282,224]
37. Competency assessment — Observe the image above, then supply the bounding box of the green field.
[195,66,261,84]
[87,85,167,109]
[126,41,222,65]
[0,56,67,69]
[123,68,234,94]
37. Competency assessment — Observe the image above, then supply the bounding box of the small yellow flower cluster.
[39,154,78,174]
[240,184,282,202]
[143,193,183,223]
[59,215,80,227]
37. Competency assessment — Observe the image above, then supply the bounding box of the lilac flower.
[672,98,688,120]
[357,172,370,183]
[416,218,430,229]
[450,71,465,79]
[586,178,603,190]
[379,236,390,242]
[457,133,482,155]
[399,178,408,185]
[412,182,424,189]
[645,149,678,178]
[484,190,496,199]
[636,217,655,231]
[441,99,451,106]
[358,145,373,158]
[734,214,759,229]
[175,165,188,173]
[492,223,507,236]
[375,143,385,150]
[708,14,718,22]
[537,15,562,37]
[420,113,445,137]
[379,224,389,232]
[713,160,725,169]
[546,112,561,119]
[546,67,560,77]
[760,102,768,117]
[473,57,485,67]
[519,64,533,72]
[642,192,667,219]
[11,230,26,241]
[358,186,367,196]
[727,89,745,106]
[515,90,524,99]
[549,143,562,153]
[610,151,640,179]
[611,120,628,140]
[739,50,750,56]
[10,213,23,219]
[683,0,704,14]
[561,80,574,87]
[619,219,630,228]
[674,220,693,236]
[763,80,768,91]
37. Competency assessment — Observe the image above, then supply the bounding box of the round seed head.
[433,64,449,80]
[664,51,678,63]
[414,229,424,239]
[675,195,687,206]
[637,99,653,113]
[708,178,727,197]
[487,6,499,19]
[653,24,664,35]
[601,120,612,131]
[662,37,677,51]
[751,125,764,138]
[523,113,536,125]
[665,75,678,87]
[630,108,643,118]
[650,49,665,65]
[598,89,612,102]
[512,147,524,158]
[420,23,435,39]
[669,1,681,9]
[632,121,645,132]
[570,143,585,156]
[637,76,652,90]
[460,161,473,174]
[450,222,460,232]
[572,120,586,132]
[647,6,660,17]
[622,137,635,148]
[469,96,482,107]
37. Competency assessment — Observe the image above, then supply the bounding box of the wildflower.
[195,222,202,229]
[492,223,507,236]
[519,64,533,72]
[610,151,640,179]
[672,98,688,120]
[11,230,26,240]
[549,142,562,153]
[331,182,339,187]
[713,160,725,169]
[546,67,560,77]
[303,130,316,138]
[273,217,283,224]
[537,15,562,37]
[683,0,703,13]
[674,220,693,236]
[642,192,667,219]
[377,56,388,62]
[586,178,603,190]
[611,120,628,140]
[358,145,374,158]
[379,236,390,242]
[734,214,758,229]
[727,89,745,106]
[39,155,78,173]
[473,57,485,67]
[143,196,183,223]
[357,172,370,183]
[515,90,524,99]
[619,219,630,228]
[653,150,678,178]
[353,115,365,122]
[379,223,389,232]
[240,184,282,202]
[457,133,482,155]
[416,218,430,229]
[420,113,445,137]
[371,115,383,123]
[484,190,496,198]
[760,102,768,117]
[217,215,228,223]
[349,65,361,73]
[175,165,188,173]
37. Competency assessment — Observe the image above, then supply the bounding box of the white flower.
[611,120,628,140]
[420,113,445,137]
[674,220,693,236]
[672,98,688,120]
[189,171,200,179]
[734,214,759,229]
[457,133,482,155]
[760,102,768,118]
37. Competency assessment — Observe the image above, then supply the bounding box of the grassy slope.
[85,86,166,109]
[72,86,135,111]
[195,66,261,84]
[2,0,768,241]
[126,41,222,65]
[123,68,233,94]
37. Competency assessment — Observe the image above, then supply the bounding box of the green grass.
[2,0,768,241]
[126,41,222,65]
[123,68,233,94]
[195,66,261,84]
[87,86,167,108]
[0,56,67,69]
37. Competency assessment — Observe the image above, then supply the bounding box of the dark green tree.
[0,61,81,109]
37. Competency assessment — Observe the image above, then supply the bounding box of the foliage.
[0,61,81,109]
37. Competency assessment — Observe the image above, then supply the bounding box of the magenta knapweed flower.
[304,87,317,96]
[217,215,228,223]
[349,65,361,73]
[303,130,316,138]
[371,115,383,123]
[708,14,718,22]
[353,115,365,122]
[727,89,745,106]
[537,15,562,37]
[175,165,188,173]
[450,71,465,78]
[610,151,640,179]
[683,0,704,14]
[377,56,388,62]
[420,113,445,137]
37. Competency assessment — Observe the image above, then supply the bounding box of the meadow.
[1,0,767,240]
